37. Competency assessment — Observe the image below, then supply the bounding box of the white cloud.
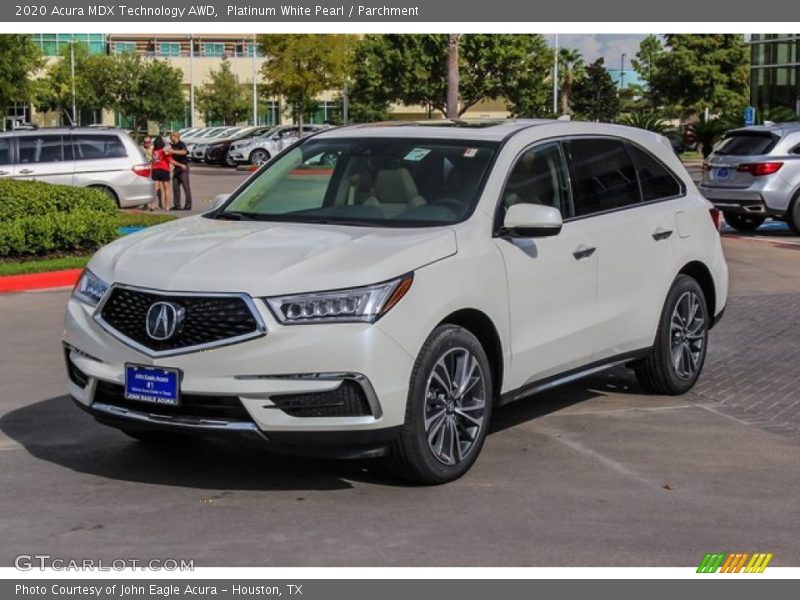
[552,34,650,66]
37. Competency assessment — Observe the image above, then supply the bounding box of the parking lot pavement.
[1,236,800,567]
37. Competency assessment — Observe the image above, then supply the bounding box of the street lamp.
[70,40,77,126]
[619,53,627,91]
[553,34,559,114]
[252,33,258,125]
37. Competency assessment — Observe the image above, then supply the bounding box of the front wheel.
[249,149,270,166]
[388,325,492,484]
[634,275,709,395]
[224,149,237,168]
[723,212,764,232]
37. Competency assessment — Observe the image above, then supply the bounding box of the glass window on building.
[203,43,225,57]
[159,42,182,57]
[260,101,280,126]
[31,34,106,56]
[113,42,136,55]
[307,101,341,125]
[750,34,800,114]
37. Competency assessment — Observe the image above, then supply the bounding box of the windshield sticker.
[404,148,431,162]
[463,147,479,158]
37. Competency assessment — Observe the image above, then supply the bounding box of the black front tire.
[723,212,764,232]
[388,325,493,485]
[635,275,709,395]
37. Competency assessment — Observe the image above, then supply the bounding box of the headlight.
[266,274,413,324]
[72,269,109,306]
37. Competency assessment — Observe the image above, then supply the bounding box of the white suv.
[64,120,728,484]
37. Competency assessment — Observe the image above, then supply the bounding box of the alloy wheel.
[670,291,706,380]
[423,347,487,466]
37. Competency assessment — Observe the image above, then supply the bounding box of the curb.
[0,268,82,294]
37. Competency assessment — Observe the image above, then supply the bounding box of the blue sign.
[744,106,756,127]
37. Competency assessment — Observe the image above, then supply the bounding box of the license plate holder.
[715,167,731,180]
[124,364,180,406]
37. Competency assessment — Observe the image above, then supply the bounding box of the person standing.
[151,137,173,211]
[168,130,192,210]
[141,135,153,161]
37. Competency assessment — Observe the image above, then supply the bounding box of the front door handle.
[572,245,596,260]
[652,228,674,241]
[18,168,34,175]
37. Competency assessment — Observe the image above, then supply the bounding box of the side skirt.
[498,348,651,406]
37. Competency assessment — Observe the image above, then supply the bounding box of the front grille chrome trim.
[93,283,267,358]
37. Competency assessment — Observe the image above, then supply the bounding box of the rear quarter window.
[627,144,684,201]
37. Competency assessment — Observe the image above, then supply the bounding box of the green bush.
[0,180,118,257]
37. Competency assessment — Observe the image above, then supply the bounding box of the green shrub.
[0,180,118,257]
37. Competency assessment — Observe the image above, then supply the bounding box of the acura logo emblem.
[145,301,185,340]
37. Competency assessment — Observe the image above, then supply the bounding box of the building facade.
[750,34,800,115]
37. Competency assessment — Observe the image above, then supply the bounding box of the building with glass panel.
[750,34,800,114]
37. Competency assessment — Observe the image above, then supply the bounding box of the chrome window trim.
[93,283,267,358]
[234,372,384,419]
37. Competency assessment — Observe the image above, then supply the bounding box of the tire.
[388,325,493,485]
[224,149,237,168]
[723,212,764,232]
[787,196,800,235]
[89,185,119,207]
[249,149,270,166]
[634,275,709,395]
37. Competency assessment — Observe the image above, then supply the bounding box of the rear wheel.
[723,212,764,232]
[249,149,270,166]
[787,196,800,235]
[634,275,709,395]
[388,325,492,485]
[89,185,119,207]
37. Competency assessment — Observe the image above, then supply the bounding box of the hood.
[89,216,457,296]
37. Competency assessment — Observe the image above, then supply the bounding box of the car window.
[73,135,128,160]
[0,138,11,165]
[627,144,683,201]
[565,138,640,216]
[714,133,777,156]
[501,142,571,217]
[18,135,65,163]
[221,138,498,227]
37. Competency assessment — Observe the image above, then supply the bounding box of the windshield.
[218,137,498,227]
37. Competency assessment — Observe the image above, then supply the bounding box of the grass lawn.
[0,211,177,277]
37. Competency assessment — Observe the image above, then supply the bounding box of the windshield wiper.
[215,211,253,221]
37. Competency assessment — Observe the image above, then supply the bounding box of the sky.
[549,34,648,68]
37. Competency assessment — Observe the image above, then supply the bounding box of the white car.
[64,120,728,484]
[228,124,326,166]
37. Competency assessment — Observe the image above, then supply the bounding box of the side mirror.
[501,204,563,238]
[211,193,230,211]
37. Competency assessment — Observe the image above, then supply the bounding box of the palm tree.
[686,115,727,158]
[558,48,585,116]
[617,112,672,134]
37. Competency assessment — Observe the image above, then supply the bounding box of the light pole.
[619,53,627,91]
[252,34,258,125]
[70,41,77,126]
[553,34,559,115]
[189,34,195,127]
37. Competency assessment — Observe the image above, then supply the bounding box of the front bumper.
[63,293,414,453]
[228,148,249,162]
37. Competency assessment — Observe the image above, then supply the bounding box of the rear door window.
[565,138,640,216]
[714,133,777,156]
[73,134,128,160]
[18,135,65,163]
[627,144,684,201]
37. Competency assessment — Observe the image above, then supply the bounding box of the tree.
[196,58,250,125]
[446,34,460,119]
[630,35,665,112]
[571,58,620,122]
[38,42,115,124]
[107,52,185,134]
[350,34,552,120]
[557,47,585,115]
[685,114,727,157]
[0,35,43,126]
[650,34,749,118]
[616,112,672,134]
[258,34,356,131]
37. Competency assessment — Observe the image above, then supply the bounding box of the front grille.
[94,381,252,421]
[99,287,262,354]
[271,381,372,418]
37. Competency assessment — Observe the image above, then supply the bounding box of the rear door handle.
[572,245,596,260]
[652,228,673,241]
[18,169,34,175]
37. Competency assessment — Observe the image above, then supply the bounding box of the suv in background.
[201,126,277,167]
[0,127,154,208]
[228,125,326,166]
[699,123,800,233]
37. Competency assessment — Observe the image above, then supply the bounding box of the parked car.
[64,120,728,484]
[699,123,800,233]
[203,126,279,167]
[0,127,154,208]
[189,127,244,161]
[182,127,233,156]
[227,124,327,166]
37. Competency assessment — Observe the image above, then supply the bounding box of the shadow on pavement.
[1,369,643,491]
